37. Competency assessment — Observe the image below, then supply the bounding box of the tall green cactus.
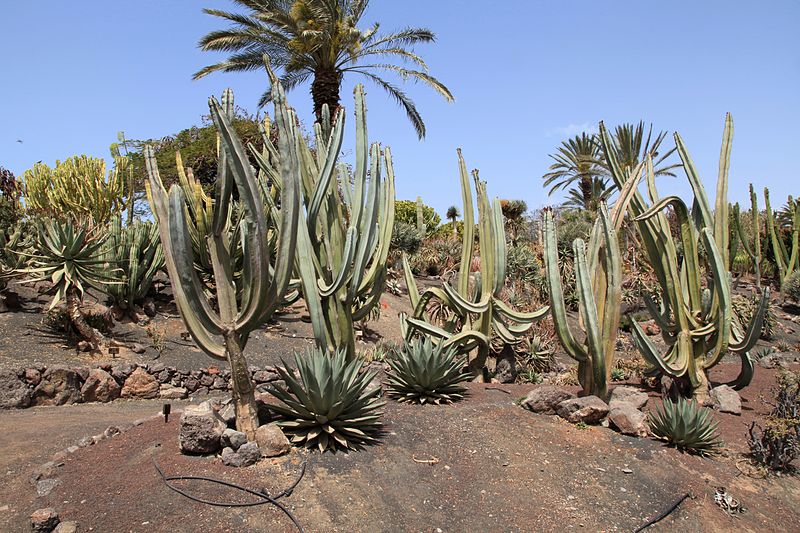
[600,114,769,402]
[764,188,800,292]
[145,78,301,439]
[102,217,165,319]
[252,86,394,361]
[401,150,548,379]
[543,169,642,399]
[416,196,426,235]
[732,184,762,287]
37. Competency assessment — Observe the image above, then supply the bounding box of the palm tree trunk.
[311,68,343,120]
[580,177,594,212]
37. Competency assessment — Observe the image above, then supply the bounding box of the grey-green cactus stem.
[252,84,395,362]
[401,150,548,380]
[145,63,301,439]
[764,188,800,293]
[733,184,762,287]
[599,113,769,401]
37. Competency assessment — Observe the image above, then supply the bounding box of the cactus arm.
[308,107,345,227]
[492,198,506,294]
[347,144,382,303]
[750,184,762,283]
[351,86,368,226]
[574,237,605,392]
[598,204,622,375]
[713,113,733,268]
[456,149,474,297]
[609,159,644,230]
[698,228,732,370]
[543,209,588,362]
[789,200,800,275]
[351,268,387,322]
[629,319,687,377]
[764,188,788,281]
[675,132,714,231]
[208,233,238,325]
[357,147,396,294]
[493,299,549,322]
[212,91,235,236]
[726,353,755,390]
[317,227,357,297]
[401,253,420,310]
[441,282,491,314]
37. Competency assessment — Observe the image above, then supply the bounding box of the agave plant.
[18,218,114,349]
[386,337,471,404]
[648,398,723,455]
[269,348,385,452]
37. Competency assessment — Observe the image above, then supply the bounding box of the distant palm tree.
[194,0,453,139]
[446,205,460,236]
[562,176,611,212]
[598,121,680,178]
[542,133,603,211]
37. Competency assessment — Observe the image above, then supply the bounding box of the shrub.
[649,398,723,455]
[390,221,424,256]
[506,242,542,285]
[386,337,470,404]
[748,370,800,472]
[269,348,385,452]
[394,199,441,235]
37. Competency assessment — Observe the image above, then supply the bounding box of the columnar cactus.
[764,188,800,293]
[600,114,769,401]
[145,77,301,439]
[733,184,762,287]
[252,86,394,361]
[401,150,548,379]
[102,217,164,319]
[543,199,631,400]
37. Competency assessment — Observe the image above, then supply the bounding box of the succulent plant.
[648,398,723,455]
[732,184,763,286]
[22,155,125,224]
[765,190,800,294]
[784,271,800,302]
[145,67,301,439]
[385,337,471,404]
[269,348,385,452]
[18,218,113,348]
[601,114,769,402]
[102,217,164,318]
[402,150,548,379]
[252,86,395,362]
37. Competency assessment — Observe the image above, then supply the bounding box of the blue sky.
[2,1,798,217]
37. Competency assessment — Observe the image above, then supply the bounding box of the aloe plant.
[764,188,800,293]
[401,150,548,379]
[544,193,637,399]
[649,398,723,455]
[145,75,301,439]
[252,86,394,361]
[732,184,762,287]
[18,218,113,348]
[600,114,769,402]
[102,217,164,319]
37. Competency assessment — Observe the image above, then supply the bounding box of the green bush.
[390,221,424,256]
[395,199,440,235]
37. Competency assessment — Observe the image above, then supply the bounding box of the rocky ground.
[0,279,799,531]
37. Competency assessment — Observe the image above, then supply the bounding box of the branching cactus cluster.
[732,184,762,286]
[764,188,800,293]
[601,114,769,402]
[102,217,165,319]
[543,170,641,399]
[401,150,548,379]
[252,85,395,361]
[145,76,301,439]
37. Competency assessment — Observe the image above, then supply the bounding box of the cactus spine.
[401,150,548,378]
[145,77,301,439]
[764,188,800,292]
[253,85,394,361]
[600,114,769,401]
[732,184,762,287]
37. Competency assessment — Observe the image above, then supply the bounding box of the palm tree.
[542,133,603,211]
[598,121,680,178]
[446,205,459,236]
[562,176,611,212]
[194,0,453,139]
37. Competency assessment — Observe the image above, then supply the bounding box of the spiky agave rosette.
[648,397,723,455]
[385,337,471,404]
[269,348,385,452]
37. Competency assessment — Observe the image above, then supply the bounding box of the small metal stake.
[163,403,171,423]
[108,346,119,358]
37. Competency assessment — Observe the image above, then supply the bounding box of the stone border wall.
[0,362,282,409]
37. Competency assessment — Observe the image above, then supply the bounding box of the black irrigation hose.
[634,492,690,532]
[153,457,307,533]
